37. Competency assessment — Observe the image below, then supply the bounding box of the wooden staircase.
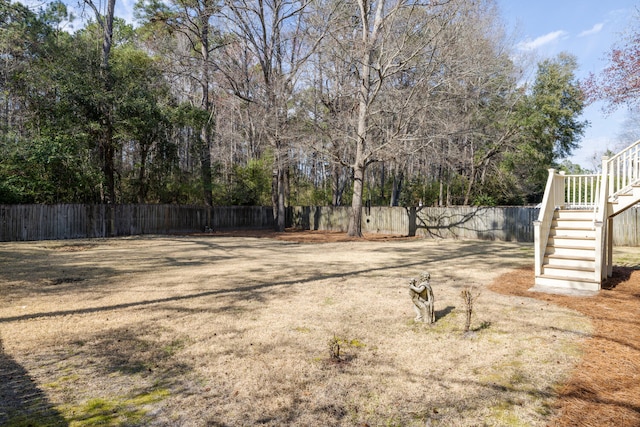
[534,140,640,293]
[536,209,600,291]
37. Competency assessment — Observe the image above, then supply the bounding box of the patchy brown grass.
[489,260,640,427]
[0,232,613,426]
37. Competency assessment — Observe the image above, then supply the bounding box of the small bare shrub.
[327,335,364,363]
[328,335,341,361]
[460,286,481,333]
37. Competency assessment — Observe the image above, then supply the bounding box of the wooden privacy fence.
[611,206,640,246]
[0,205,274,242]
[289,205,640,245]
[2,204,639,245]
[288,206,539,242]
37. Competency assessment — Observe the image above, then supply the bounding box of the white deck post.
[607,217,614,277]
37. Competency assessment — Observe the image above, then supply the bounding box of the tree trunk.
[276,165,286,231]
[199,10,213,207]
[390,170,403,207]
[438,166,444,207]
[463,162,476,206]
[87,0,117,209]
[348,82,368,237]
[348,18,374,237]
[101,123,116,236]
[100,0,115,74]
[463,143,476,206]
[331,163,343,206]
[200,124,213,206]
[379,162,385,202]
[137,144,149,204]
[100,123,116,205]
[347,162,364,237]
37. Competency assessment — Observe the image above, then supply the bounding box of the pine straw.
[489,266,640,426]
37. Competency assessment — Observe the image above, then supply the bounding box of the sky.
[496,0,640,170]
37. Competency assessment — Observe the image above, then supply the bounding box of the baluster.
[631,145,640,182]
[617,157,622,193]
[626,151,631,187]
[569,176,573,206]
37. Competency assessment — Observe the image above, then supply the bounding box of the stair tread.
[545,254,595,261]
[548,245,596,251]
[553,217,592,221]
[551,235,595,240]
[538,274,599,284]
[543,264,595,272]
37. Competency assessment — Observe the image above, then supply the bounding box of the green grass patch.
[488,400,529,426]
[162,339,187,357]
[58,388,170,426]
[44,373,80,390]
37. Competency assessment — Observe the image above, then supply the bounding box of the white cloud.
[517,30,568,51]
[579,23,604,37]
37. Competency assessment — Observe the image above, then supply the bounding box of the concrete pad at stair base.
[528,285,598,297]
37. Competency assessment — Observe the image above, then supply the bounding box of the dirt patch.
[489,265,640,427]
[0,230,628,426]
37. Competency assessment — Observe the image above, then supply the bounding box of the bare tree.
[316,0,465,235]
[220,0,328,230]
[362,0,521,208]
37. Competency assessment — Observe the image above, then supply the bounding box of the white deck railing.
[563,174,600,208]
[606,139,640,196]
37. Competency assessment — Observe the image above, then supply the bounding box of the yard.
[0,232,638,426]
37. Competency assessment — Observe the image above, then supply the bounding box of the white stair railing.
[606,139,640,197]
[534,169,565,277]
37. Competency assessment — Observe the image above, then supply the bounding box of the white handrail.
[534,169,563,277]
[605,139,640,196]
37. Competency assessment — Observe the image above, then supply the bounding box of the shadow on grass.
[0,338,67,426]
[0,237,531,325]
[436,305,455,321]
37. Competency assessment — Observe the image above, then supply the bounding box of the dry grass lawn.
[0,232,610,426]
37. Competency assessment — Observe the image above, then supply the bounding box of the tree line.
[0,0,589,235]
